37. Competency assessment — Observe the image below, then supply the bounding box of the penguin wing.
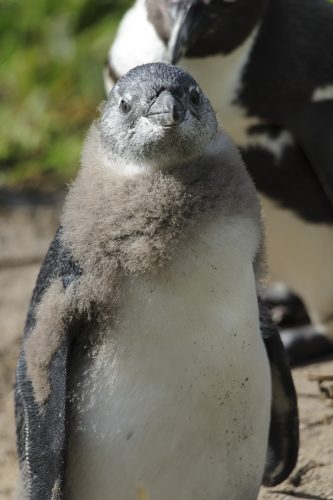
[259,298,299,486]
[15,227,84,500]
[289,101,333,208]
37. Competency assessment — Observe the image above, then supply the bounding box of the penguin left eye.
[120,99,131,114]
[189,88,200,105]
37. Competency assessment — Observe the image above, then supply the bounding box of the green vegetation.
[0,0,131,188]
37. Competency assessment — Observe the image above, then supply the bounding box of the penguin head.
[100,63,218,171]
[146,0,266,63]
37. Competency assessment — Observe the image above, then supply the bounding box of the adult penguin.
[105,0,333,364]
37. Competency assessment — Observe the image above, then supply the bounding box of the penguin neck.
[101,131,225,177]
[61,126,260,304]
[179,28,263,146]
[181,25,259,104]
[181,2,266,59]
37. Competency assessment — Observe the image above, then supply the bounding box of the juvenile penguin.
[105,0,333,364]
[15,63,298,500]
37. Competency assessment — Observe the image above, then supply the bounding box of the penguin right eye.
[189,87,200,106]
[120,99,131,114]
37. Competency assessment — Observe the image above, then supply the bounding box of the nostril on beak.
[171,104,184,124]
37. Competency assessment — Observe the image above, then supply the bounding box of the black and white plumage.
[105,0,333,364]
[16,63,298,500]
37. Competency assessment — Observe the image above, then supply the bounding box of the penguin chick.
[105,0,333,364]
[15,63,298,500]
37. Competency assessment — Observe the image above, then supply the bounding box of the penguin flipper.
[259,298,299,486]
[15,227,84,500]
[289,102,333,208]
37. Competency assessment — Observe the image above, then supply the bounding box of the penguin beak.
[168,0,202,64]
[146,90,185,127]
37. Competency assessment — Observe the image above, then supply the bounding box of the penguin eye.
[120,99,131,114]
[189,88,200,105]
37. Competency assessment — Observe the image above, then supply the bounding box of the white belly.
[261,195,333,335]
[65,217,271,500]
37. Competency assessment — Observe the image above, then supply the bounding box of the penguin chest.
[66,216,271,500]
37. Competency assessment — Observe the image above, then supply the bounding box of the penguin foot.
[263,285,310,329]
[281,325,333,366]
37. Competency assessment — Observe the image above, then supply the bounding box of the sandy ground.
[0,201,332,500]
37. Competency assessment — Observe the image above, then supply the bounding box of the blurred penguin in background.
[104,0,333,364]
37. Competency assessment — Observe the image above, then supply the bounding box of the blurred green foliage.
[0,0,131,188]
